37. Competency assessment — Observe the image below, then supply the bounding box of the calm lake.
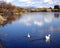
[0,12,60,48]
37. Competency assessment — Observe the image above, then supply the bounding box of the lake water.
[0,12,60,48]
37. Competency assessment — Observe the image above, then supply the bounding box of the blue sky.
[3,0,60,8]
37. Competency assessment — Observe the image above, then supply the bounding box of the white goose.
[27,33,30,38]
[45,34,51,42]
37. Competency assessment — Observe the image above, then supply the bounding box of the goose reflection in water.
[31,34,51,43]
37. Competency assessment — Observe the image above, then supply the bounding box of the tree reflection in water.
[0,39,6,48]
[0,15,21,27]
[54,12,60,18]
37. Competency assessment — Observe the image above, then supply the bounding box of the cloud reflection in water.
[18,13,54,26]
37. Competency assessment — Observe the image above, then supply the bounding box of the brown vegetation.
[0,1,60,17]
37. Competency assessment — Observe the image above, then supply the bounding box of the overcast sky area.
[1,0,60,8]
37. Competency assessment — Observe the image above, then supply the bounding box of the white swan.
[45,34,51,42]
[27,33,30,38]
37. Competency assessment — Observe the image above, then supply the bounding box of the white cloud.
[3,0,60,7]
[18,0,34,6]
[44,0,50,3]
[18,0,31,2]
[53,1,60,5]
[44,0,53,4]
[23,2,34,6]
[27,2,42,6]
[4,0,14,3]
[18,0,43,6]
